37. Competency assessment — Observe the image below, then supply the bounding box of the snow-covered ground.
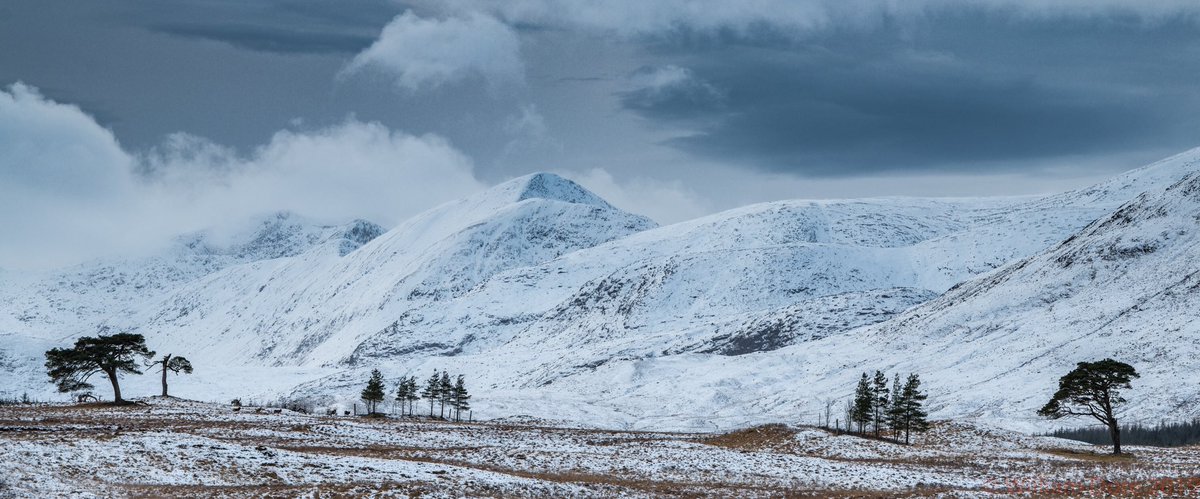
[1,398,1197,498]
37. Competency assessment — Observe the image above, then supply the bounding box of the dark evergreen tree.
[395,377,411,416]
[361,369,386,415]
[405,376,420,416]
[438,370,452,419]
[895,374,930,445]
[451,375,471,422]
[44,333,155,404]
[422,371,439,417]
[886,373,903,440]
[872,370,889,437]
[1038,358,1139,454]
[1047,418,1200,448]
[147,353,193,398]
[851,373,873,434]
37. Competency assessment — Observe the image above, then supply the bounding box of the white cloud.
[342,11,523,91]
[0,83,133,197]
[0,84,140,269]
[503,104,548,139]
[0,83,487,270]
[138,123,485,230]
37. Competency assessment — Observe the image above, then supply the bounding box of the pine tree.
[404,376,420,416]
[44,332,155,404]
[886,373,903,440]
[438,371,452,419]
[148,353,193,398]
[872,370,889,437]
[1038,359,1139,454]
[422,371,439,417]
[451,375,471,422]
[361,369,386,415]
[395,377,410,416]
[851,373,873,434]
[897,373,930,445]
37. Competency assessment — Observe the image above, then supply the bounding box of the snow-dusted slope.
[513,152,1200,431]
[847,168,1200,423]
[3,150,1199,432]
[0,212,382,340]
[0,212,384,395]
[117,173,656,368]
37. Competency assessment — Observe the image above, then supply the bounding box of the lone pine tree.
[148,353,193,398]
[1038,358,1139,455]
[44,333,155,404]
[361,369,386,415]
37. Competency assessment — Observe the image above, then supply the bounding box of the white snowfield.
[1,150,1199,432]
[2,398,1198,497]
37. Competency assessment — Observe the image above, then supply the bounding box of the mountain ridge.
[1,157,1198,431]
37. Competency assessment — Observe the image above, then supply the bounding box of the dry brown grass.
[702,423,798,452]
[1041,448,1137,463]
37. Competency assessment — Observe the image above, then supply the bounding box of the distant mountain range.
[2,150,1198,431]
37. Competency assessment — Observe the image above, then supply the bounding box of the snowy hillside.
[0,212,382,339]
[0,212,384,394]
[2,151,1199,431]
[114,173,656,369]
[845,167,1200,424]
[521,151,1200,431]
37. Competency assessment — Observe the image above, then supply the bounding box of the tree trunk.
[160,354,171,397]
[107,369,123,404]
[1109,421,1122,455]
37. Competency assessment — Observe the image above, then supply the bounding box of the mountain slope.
[116,173,656,368]
[540,158,1200,430]
[845,169,1200,423]
[3,151,1199,432]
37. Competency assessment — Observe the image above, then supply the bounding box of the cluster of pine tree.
[849,371,929,445]
[362,369,472,421]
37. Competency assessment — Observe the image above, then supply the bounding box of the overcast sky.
[2,0,1200,269]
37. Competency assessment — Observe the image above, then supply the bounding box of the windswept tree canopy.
[1038,358,1139,454]
[44,333,155,403]
[1039,359,1139,422]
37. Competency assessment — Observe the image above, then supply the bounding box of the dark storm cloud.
[618,66,726,122]
[120,0,403,54]
[151,23,375,54]
[622,10,1200,175]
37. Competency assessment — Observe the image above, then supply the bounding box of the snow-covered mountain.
[0,212,384,393]
[0,211,383,339]
[498,150,1200,430]
[2,152,1198,431]
[845,165,1200,424]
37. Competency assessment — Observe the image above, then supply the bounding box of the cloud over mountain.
[0,83,486,269]
[342,11,524,92]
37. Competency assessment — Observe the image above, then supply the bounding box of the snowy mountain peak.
[329,219,386,256]
[177,211,383,261]
[499,172,614,209]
